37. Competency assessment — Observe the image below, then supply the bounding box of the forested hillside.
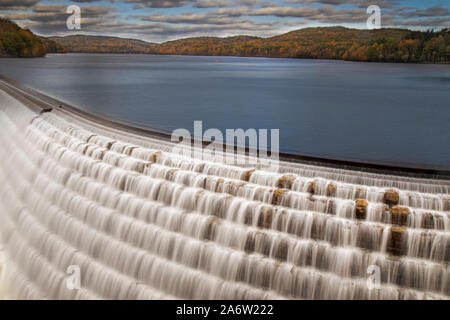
[3,15,448,63]
[152,27,450,63]
[50,26,450,63]
[0,18,65,57]
[48,35,156,54]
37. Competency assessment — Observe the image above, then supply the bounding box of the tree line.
[0,18,66,57]
[2,16,449,63]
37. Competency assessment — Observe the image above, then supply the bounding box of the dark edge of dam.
[1,74,449,180]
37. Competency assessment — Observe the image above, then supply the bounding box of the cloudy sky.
[1,0,449,42]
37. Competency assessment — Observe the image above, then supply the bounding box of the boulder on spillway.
[272,189,288,205]
[387,226,406,256]
[390,206,410,226]
[277,175,296,189]
[241,169,255,182]
[327,182,336,197]
[355,199,368,220]
[384,189,399,205]
[307,180,317,194]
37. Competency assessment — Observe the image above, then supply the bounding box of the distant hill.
[48,35,157,54]
[0,18,65,57]
[39,36,67,54]
[1,16,449,62]
[49,26,450,63]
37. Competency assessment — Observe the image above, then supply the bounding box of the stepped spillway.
[0,87,449,300]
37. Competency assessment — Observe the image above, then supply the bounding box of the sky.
[0,0,449,42]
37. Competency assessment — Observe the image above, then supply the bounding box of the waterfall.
[0,90,449,300]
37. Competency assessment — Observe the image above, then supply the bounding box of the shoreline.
[1,75,449,180]
[12,52,450,65]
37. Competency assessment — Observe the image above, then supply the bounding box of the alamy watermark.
[66,5,81,30]
[171,121,280,169]
[66,265,81,291]
[65,5,382,34]
[367,5,381,29]
[367,265,381,290]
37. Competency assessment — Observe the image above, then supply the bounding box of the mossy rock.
[355,199,368,220]
[388,226,406,256]
[277,175,296,189]
[390,206,410,226]
[241,169,255,182]
[307,180,317,194]
[272,188,288,205]
[384,189,399,205]
[152,151,161,163]
[327,182,336,197]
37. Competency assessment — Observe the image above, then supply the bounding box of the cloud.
[393,17,450,28]
[194,0,259,8]
[141,12,243,24]
[124,20,281,41]
[68,0,105,3]
[398,6,450,18]
[284,0,399,9]
[123,0,192,8]
[0,0,39,10]
[5,3,117,34]
[241,5,370,24]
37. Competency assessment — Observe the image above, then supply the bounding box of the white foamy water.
[0,90,449,300]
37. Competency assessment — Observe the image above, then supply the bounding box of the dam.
[0,78,449,300]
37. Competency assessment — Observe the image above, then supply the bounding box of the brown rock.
[387,226,406,256]
[86,134,97,142]
[106,141,116,150]
[384,189,399,205]
[242,169,255,182]
[126,146,137,156]
[152,151,161,163]
[278,175,296,189]
[272,188,288,205]
[307,180,317,194]
[355,199,368,220]
[390,206,410,226]
[214,178,225,192]
[327,182,336,197]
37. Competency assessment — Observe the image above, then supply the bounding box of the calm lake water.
[1,53,449,169]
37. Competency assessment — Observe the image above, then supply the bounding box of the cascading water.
[0,89,449,300]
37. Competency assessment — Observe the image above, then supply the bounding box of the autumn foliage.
[50,26,449,63]
[0,18,66,57]
[150,27,450,63]
[2,15,448,63]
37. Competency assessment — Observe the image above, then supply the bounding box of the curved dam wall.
[0,87,449,300]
